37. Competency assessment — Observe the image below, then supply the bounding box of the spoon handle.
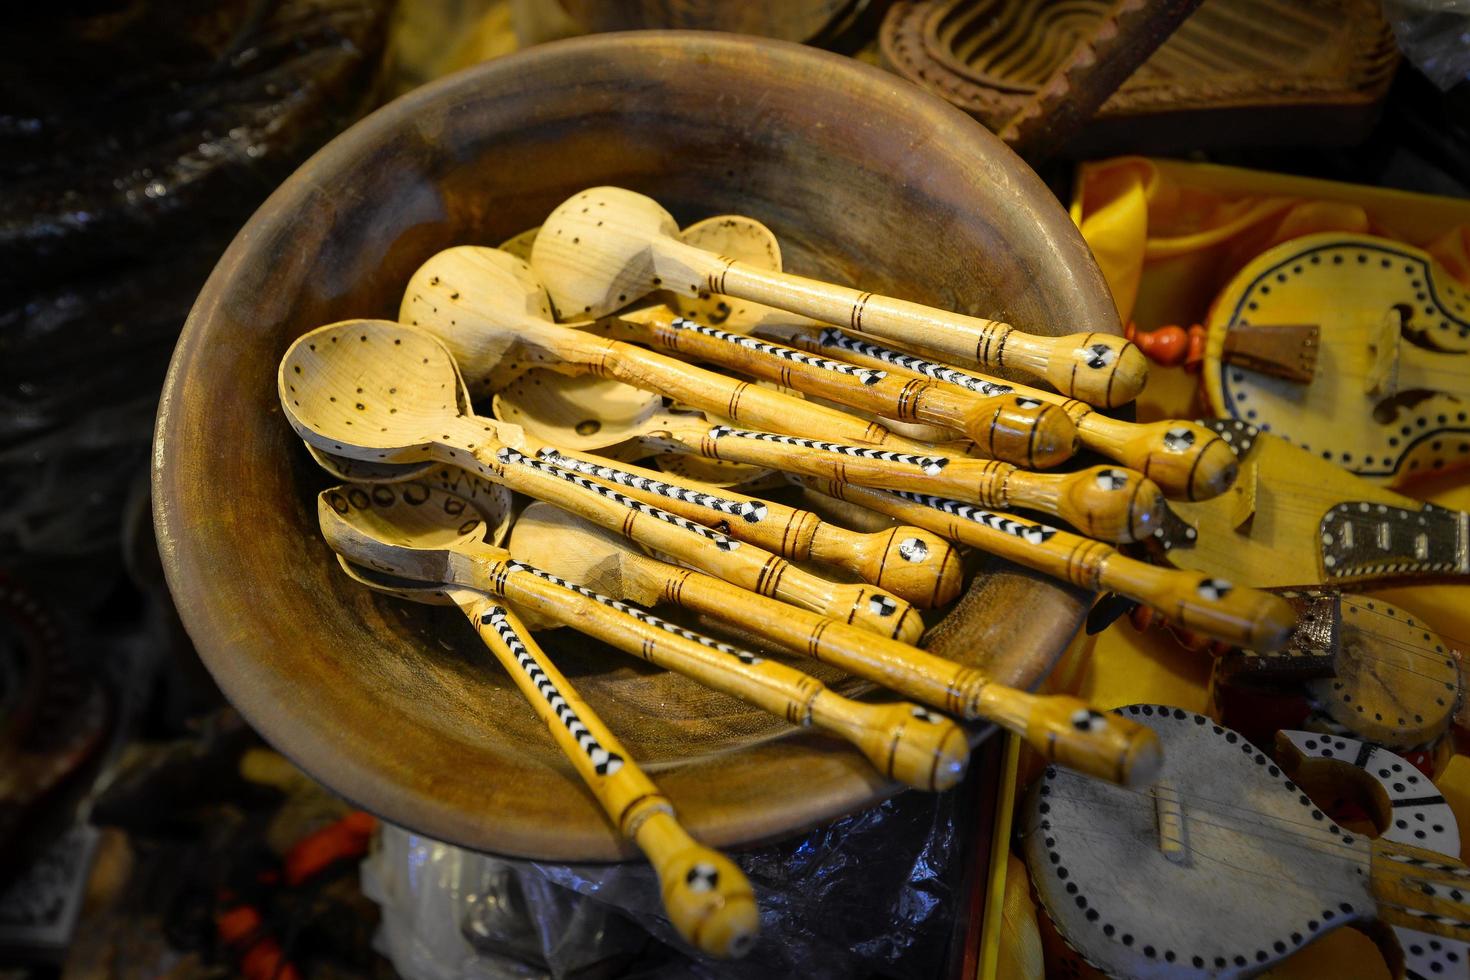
[454,594,758,958]
[532,448,963,608]
[606,311,1077,469]
[475,438,925,643]
[758,324,1241,502]
[544,322,942,454]
[482,562,970,792]
[653,239,1147,408]
[607,554,1159,787]
[800,477,1297,653]
[655,419,1162,545]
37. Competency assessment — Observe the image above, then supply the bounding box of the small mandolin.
[1201,233,1470,487]
[1157,420,1470,589]
[1124,589,1467,750]
[1024,705,1470,978]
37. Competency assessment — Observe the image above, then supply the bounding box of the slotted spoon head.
[532,186,678,319]
[401,246,556,392]
[280,320,466,464]
[307,452,517,546]
[319,478,502,576]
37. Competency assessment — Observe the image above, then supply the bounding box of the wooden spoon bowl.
[154,32,1121,860]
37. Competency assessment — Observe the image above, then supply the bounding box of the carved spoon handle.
[654,237,1147,408]
[453,592,758,958]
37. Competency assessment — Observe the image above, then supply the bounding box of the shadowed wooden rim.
[153,31,1117,861]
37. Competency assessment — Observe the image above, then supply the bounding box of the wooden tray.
[881,0,1399,157]
[152,32,1118,861]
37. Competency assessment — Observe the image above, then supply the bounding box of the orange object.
[215,905,262,946]
[284,810,377,886]
[1124,321,1206,371]
[240,937,302,980]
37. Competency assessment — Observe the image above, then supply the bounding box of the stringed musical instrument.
[1200,233,1470,487]
[1156,420,1470,589]
[1024,706,1470,978]
[1127,589,1467,750]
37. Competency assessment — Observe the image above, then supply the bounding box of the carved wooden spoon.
[763,321,1240,502]
[305,437,964,610]
[640,213,1236,503]
[502,502,1162,786]
[496,368,1161,542]
[528,186,1147,407]
[400,246,1074,467]
[798,478,1298,653]
[320,485,970,792]
[326,554,758,957]
[593,215,1078,469]
[279,319,922,640]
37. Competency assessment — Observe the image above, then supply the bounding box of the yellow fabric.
[996,854,1045,980]
[1070,156,1470,328]
[999,158,1470,979]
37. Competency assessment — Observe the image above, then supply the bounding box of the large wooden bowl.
[153,32,1119,860]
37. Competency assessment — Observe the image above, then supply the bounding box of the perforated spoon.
[501,503,1162,786]
[280,319,922,639]
[639,213,1237,503]
[327,553,757,957]
[400,246,1071,466]
[529,186,1147,407]
[589,216,1078,469]
[322,486,970,791]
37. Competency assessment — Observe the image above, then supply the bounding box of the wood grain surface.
[153,32,1121,860]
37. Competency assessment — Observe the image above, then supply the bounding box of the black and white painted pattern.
[1197,578,1233,601]
[868,594,899,617]
[1319,501,1469,581]
[498,448,741,551]
[816,328,1013,396]
[535,449,767,524]
[481,605,625,775]
[898,537,930,563]
[890,490,1059,544]
[707,426,949,476]
[504,560,764,666]
[1162,427,1197,452]
[1280,730,1470,980]
[670,317,886,385]
[1084,343,1116,370]
[685,863,721,892]
[1280,731,1459,855]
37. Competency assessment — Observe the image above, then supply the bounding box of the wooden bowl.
[153,32,1119,860]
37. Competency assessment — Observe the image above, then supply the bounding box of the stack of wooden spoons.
[275,187,1299,958]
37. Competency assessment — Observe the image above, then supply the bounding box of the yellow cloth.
[998,158,1470,979]
[1071,156,1470,328]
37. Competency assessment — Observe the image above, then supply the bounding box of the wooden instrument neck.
[1369,837,1470,943]
[1319,501,1470,585]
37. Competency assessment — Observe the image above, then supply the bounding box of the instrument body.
[1218,590,1465,749]
[1025,705,1470,977]
[1204,234,1470,487]
[1160,421,1470,589]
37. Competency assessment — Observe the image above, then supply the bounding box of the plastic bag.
[1382,0,1470,89]
[365,786,973,980]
